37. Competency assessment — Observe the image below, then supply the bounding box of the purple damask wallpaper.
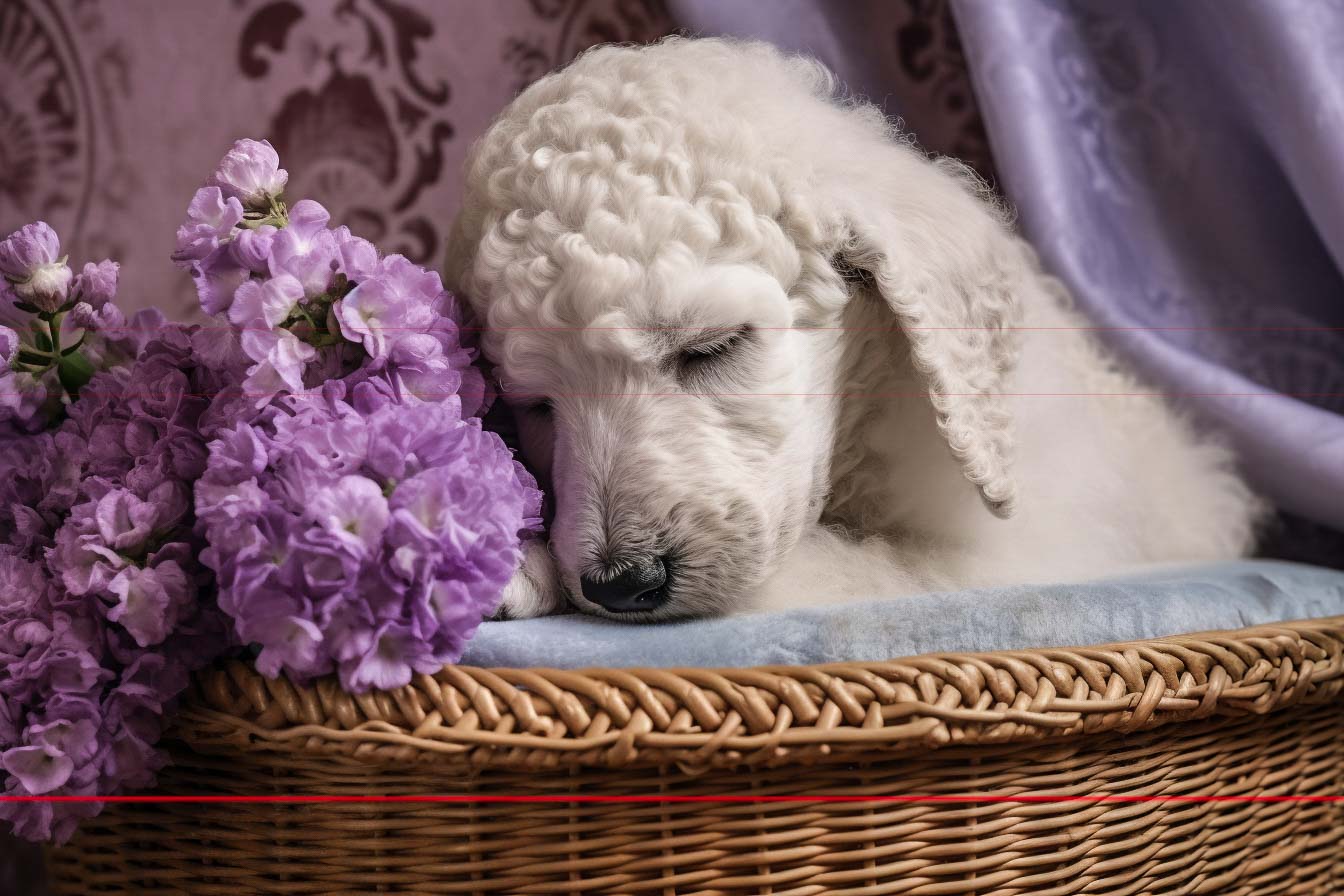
[0,0,680,319]
[0,0,987,321]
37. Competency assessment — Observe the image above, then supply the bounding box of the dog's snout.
[580,557,669,613]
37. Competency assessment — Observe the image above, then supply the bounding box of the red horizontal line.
[38,325,1344,332]
[3,795,1342,804]
[3,392,1341,399]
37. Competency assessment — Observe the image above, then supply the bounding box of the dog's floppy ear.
[834,156,1023,518]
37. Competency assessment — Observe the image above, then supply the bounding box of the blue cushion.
[460,560,1344,669]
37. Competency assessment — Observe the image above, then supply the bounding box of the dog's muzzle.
[580,556,670,613]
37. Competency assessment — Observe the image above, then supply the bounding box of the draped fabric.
[949,0,1344,537]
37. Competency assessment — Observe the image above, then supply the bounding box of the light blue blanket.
[461,560,1344,669]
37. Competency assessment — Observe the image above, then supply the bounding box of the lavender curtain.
[950,0,1344,539]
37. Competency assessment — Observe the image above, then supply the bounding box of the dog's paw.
[491,539,568,620]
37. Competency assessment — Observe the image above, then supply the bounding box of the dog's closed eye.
[677,326,753,377]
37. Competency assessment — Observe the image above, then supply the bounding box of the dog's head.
[447,38,1026,620]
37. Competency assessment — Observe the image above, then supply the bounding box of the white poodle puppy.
[446,37,1264,621]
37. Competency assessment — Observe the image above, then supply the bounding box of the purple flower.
[308,475,389,547]
[5,150,552,845]
[344,622,440,692]
[72,261,119,309]
[91,489,161,554]
[106,562,190,648]
[0,367,59,437]
[1,324,235,845]
[172,187,244,265]
[12,148,549,850]
[228,274,302,330]
[335,267,431,359]
[333,227,379,280]
[229,226,277,274]
[1,745,73,795]
[50,505,128,596]
[381,334,464,404]
[252,615,324,679]
[0,225,148,386]
[191,249,252,317]
[64,303,161,374]
[289,528,364,597]
[115,308,169,362]
[267,200,338,297]
[0,431,84,556]
[0,554,49,618]
[176,141,493,417]
[0,222,61,280]
[0,222,71,313]
[0,288,21,333]
[238,326,316,403]
[188,328,249,382]
[28,718,98,768]
[197,387,543,693]
[0,325,17,363]
[68,301,117,335]
[208,139,287,207]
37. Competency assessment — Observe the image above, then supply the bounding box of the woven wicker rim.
[175,615,1344,772]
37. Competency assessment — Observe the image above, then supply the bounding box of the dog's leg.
[493,539,569,619]
[747,526,932,613]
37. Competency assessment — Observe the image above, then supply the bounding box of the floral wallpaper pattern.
[0,0,686,321]
[0,0,985,321]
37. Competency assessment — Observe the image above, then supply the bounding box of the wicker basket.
[46,615,1344,895]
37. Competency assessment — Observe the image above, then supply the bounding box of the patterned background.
[0,0,988,321]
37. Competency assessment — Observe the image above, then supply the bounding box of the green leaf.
[33,328,52,352]
[57,351,96,397]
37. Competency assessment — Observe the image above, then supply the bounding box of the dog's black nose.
[580,557,668,613]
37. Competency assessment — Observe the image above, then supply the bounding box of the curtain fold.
[949,0,1344,538]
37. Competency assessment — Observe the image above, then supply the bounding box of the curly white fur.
[446,37,1266,621]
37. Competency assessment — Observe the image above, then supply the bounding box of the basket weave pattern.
[48,616,1344,895]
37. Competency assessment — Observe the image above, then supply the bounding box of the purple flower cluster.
[173,139,486,412]
[178,138,542,691]
[0,138,546,845]
[198,379,540,691]
[1,324,231,844]
[2,222,164,435]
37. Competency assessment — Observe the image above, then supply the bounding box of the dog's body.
[447,38,1264,621]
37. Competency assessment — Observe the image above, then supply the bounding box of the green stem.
[46,314,62,359]
[296,305,319,332]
